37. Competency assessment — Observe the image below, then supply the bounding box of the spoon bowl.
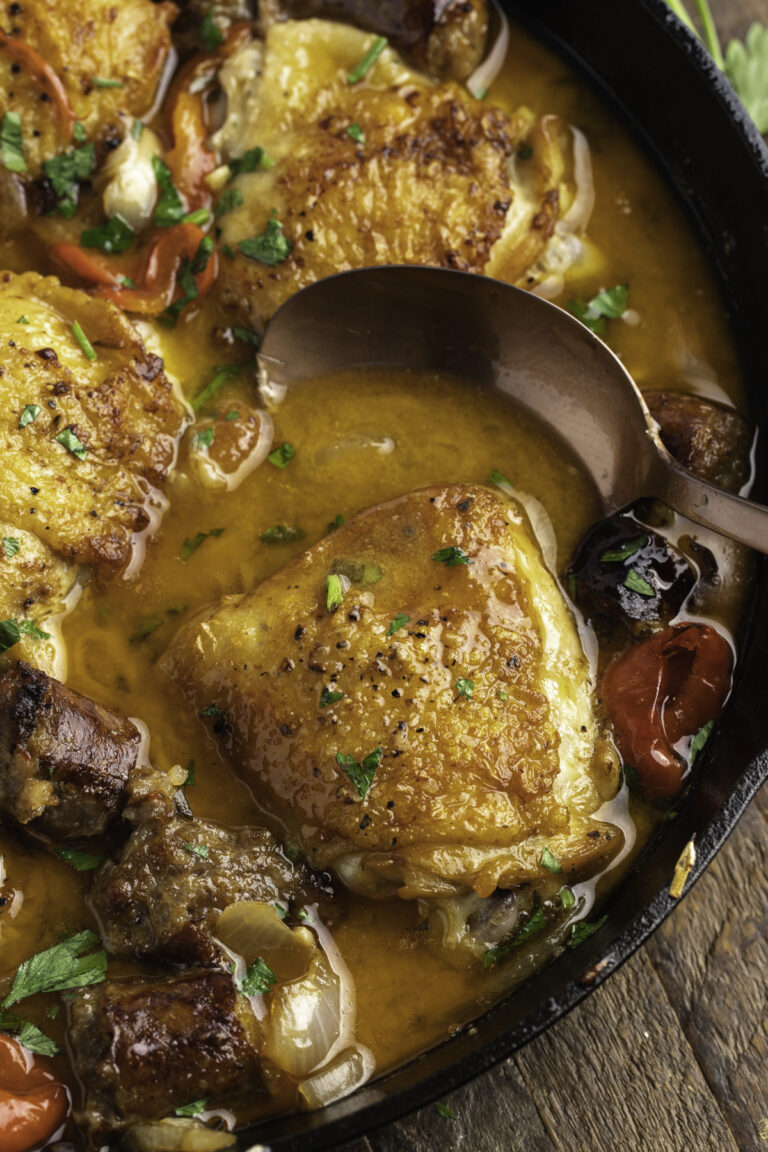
[259,265,768,553]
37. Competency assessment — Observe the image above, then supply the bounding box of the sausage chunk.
[90,815,324,965]
[69,972,263,1133]
[645,391,752,493]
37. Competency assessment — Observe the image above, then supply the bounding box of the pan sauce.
[0,15,753,1144]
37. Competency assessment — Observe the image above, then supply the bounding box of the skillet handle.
[655,459,768,554]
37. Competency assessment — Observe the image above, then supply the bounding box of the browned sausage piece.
[263,0,489,80]
[644,390,753,493]
[90,815,326,965]
[69,972,263,1133]
[0,661,142,841]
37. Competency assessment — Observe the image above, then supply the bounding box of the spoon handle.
[657,460,768,554]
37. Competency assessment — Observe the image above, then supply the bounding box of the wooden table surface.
[335,3,768,1150]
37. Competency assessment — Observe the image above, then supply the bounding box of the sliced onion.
[123,1119,236,1152]
[215,900,314,982]
[298,1045,375,1111]
[265,948,344,1077]
[558,127,595,236]
[466,0,509,99]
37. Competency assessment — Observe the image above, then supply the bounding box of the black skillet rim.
[237,3,768,1147]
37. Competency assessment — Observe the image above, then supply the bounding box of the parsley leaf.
[129,616,164,643]
[484,907,547,967]
[624,568,655,597]
[18,620,51,641]
[81,214,135,254]
[185,760,196,787]
[0,620,20,654]
[559,885,576,909]
[175,1098,208,1117]
[3,930,107,1008]
[456,678,474,699]
[193,427,215,450]
[239,957,276,996]
[388,612,409,636]
[432,545,472,567]
[540,847,562,873]
[260,524,305,545]
[2,537,20,558]
[184,841,210,859]
[568,915,607,949]
[600,536,648,563]
[55,425,88,460]
[725,24,768,132]
[238,211,292,266]
[568,284,629,335]
[181,528,224,561]
[56,847,104,871]
[489,468,513,487]
[199,5,225,51]
[18,404,40,428]
[268,442,294,468]
[0,1013,59,1057]
[326,573,344,611]
[215,187,244,218]
[347,35,388,84]
[0,111,26,173]
[689,719,714,765]
[191,363,241,413]
[435,1103,455,1120]
[321,686,345,708]
[229,146,273,177]
[347,123,366,143]
[336,747,381,799]
[43,144,95,217]
[152,155,185,227]
[327,514,344,532]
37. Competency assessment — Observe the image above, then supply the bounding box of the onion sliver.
[215,900,313,982]
[123,1119,236,1152]
[298,1045,375,1111]
[265,948,345,1078]
[466,0,509,99]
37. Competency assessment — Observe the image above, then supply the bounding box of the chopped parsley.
[274,903,288,920]
[388,613,409,637]
[81,214,135,254]
[489,468,513,487]
[55,426,88,460]
[71,321,97,361]
[152,155,185,228]
[56,848,104,871]
[540,847,562,873]
[321,686,345,708]
[484,907,547,967]
[327,514,344,532]
[600,536,648,563]
[193,427,215,450]
[624,568,655,597]
[200,703,224,718]
[0,111,26,173]
[16,315,29,324]
[117,274,136,289]
[163,237,212,326]
[43,143,95,217]
[200,5,225,50]
[18,620,50,640]
[268,442,294,468]
[175,1098,208,1118]
[180,527,224,561]
[238,211,292,266]
[2,930,106,1008]
[568,915,607,949]
[260,524,305,545]
[0,619,51,654]
[184,842,210,859]
[215,187,244,218]
[559,885,576,909]
[229,146,274,177]
[347,35,388,84]
[326,573,344,611]
[689,719,714,765]
[725,25,768,131]
[0,1013,59,1058]
[333,559,382,585]
[92,77,124,89]
[2,537,20,558]
[568,284,629,335]
[347,123,366,143]
[434,1104,455,1120]
[185,761,196,787]
[225,410,239,421]
[18,404,40,428]
[232,326,261,348]
[432,545,472,567]
[456,678,474,700]
[191,363,241,413]
[129,616,164,643]
[336,747,381,800]
[239,957,276,996]
[73,120,86,143]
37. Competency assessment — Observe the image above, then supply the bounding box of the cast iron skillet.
[240,2,768,1146]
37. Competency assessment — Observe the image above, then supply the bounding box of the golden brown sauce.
[0,20,753,1143]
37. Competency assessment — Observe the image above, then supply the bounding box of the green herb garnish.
[180,527,224,561]
[185,760,195,787]
[238,211,292,266]
[568,284,629,335]
[432,545,472,567]
[336,747,381,799]
[175,1098,208,1118]
[600,536,648,563]
[191,363,241,413]
[152,155,185,227]
[2,537,20,558]
[347,35,388,84]
[81,214,135,254]
[623,568,655,597]
[260,524,305,545]
[327,514,344,532]
[568,915,607,949]
[541,847,562,874]
[0,111,26,173]
[215,187,244,218]
[232,326,261,347]
[92,77,124,89]
[18,620,50,641]
[182,207,211,227]
[456,678,474,700]
[689,719,714,765]
[43,144,95,217]
[229,146,273,177]
[347,123,366,143]
[55,426,88,459]
[559,885,576,909]
[56,848,104,871]
[489,468,513,487]
[184,842,210,859]
[268,442,294,468]
[129,616,164,643]
[71,321,97,361]
[326,573,344,611]
[483,907,547,967]
[131,119,144,141]
[321,686,345,708]
[434,1103,455,1120]
[0,620,20,654]
[200,4,225,51]
[18,404,40,428]
[3,930,107,1008]
[193,427,215,450]
[388,613,409,636]
[239,957,276,996]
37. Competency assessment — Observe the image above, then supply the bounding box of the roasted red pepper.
[0,1034,68,1152]
[602,622,732,799]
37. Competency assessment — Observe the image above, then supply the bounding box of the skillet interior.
[237,1,768,1147]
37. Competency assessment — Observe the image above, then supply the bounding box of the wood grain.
[335,2,768,1148]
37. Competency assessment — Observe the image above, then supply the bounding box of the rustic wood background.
[336,3,768,1150]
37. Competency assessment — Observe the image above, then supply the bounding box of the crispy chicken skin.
[0,272,186,573]
[166,484,622,901]
[91,815,323,965]
[0,661,175,840]
[261,0,489,80]
[213,21,566,331]
[69,972,263,1134]
[0,0,176,178]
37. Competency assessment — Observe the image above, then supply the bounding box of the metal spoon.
[259,265,768,554]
